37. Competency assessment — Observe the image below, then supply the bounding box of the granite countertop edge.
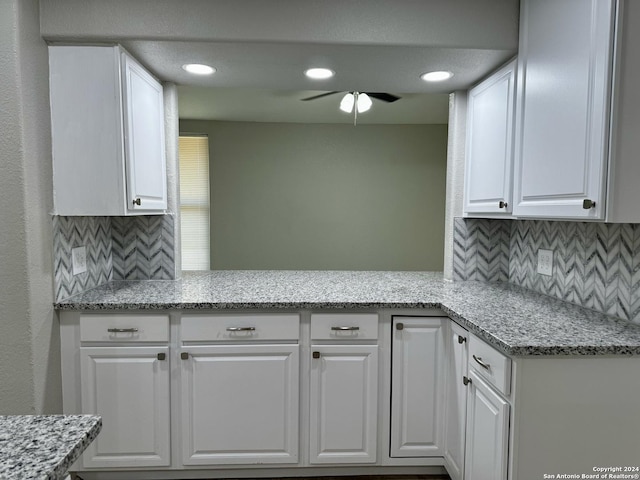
[53,271,640,357]
[0,415,102,480]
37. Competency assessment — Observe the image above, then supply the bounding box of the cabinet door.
[443,323,469,480]
[513,0,616,219]
[390,317,445,457]
[80,346,170,468]
[122,52,167,212]
[464,370,510,480]
[464,59,516,215]
[309,345,378,464]
[180,344,299,465]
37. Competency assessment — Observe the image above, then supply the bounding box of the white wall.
[0,0,61,414]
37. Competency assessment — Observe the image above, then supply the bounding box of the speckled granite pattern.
[0,415,101,480]
[55,271,640,356]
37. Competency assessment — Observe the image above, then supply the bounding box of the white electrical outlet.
[72,246,87,275]
[537,249,553,276]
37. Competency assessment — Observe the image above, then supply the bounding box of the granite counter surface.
[0,415,101,480]
[55,271,640,356]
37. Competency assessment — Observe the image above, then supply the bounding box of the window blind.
[179,135,210,270]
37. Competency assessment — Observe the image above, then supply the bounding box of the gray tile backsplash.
[52,215,175,301]
[453,217,640,324]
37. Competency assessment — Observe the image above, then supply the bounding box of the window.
[179,135,210,270]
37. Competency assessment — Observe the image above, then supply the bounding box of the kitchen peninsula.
[55,271,640,480]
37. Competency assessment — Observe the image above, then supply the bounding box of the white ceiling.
[40,0,520,124]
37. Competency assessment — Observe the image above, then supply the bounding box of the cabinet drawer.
[468,335,511,395]
[181,314,299,342]
[311,314,378,340]
[80,314,169,342]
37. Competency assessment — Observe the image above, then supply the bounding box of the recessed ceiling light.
[304,67,335,80]
[182,64,216,75]
[421,70,454,82]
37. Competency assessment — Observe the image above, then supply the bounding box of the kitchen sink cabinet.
[463,59,516,217]
[49,45,167,216]
[443,322,468,480]
[309,313,379,464]
[390,316,445,458]
[179,314,300,466]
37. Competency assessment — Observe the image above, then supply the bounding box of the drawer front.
[311,313,378,340]
[80,314,169,342]
[468,335,512,395]
[182,314,300,342]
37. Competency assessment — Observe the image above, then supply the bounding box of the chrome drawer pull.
[331,326,360,331]
[458,335,467,344]
[473,355,491,370]
[226,326,256,332]
[107,328,139,333]
[463,376,472,386]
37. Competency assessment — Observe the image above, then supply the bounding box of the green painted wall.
[179,120,447,271]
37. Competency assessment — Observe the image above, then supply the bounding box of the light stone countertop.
[0,415,101,480]
[55,270,640,356]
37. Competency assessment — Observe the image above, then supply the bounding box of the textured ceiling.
[40,0,520,123]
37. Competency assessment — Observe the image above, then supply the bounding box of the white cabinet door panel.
[122,52,167,212]
[390,317,445,457]
[513,0,615,219]
[464,59,516,215]
[309,345,378,464]
[464,370,510,480]
[443,323,468,480]
[181,345,299,465]
[80,346,170,468]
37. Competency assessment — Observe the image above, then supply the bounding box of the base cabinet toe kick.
[59,310,640,480]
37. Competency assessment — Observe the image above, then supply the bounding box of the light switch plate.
[537,249,553,276]
[72,246,87,275]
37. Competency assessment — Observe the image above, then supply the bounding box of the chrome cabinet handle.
[133,198,141,206]
[226,326,256,332]
[107,328,139,333]
[583,199,596,209]
[181,352,189,360]
[331,326,360,331]
[157,353,166,361]
[499,200,508,209]
[396,323,404,330]
[458,335,467,344]
[473,354,491,370]
[463,376,472,386]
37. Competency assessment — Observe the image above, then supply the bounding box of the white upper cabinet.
[49,45,167,216]
[464,59,516,216]
[513,0,615,219]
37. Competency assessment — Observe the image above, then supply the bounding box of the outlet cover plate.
[72,246,87,275]
[537,249,553,276]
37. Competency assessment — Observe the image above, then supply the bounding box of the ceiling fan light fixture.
[356,92,372,113]
[421,70,454,82]
[304,67,335,80]
[339,92,355,113]
[182,63,216,75]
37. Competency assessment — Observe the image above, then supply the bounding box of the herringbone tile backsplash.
[454,217,640,324]
[53,215,175,301]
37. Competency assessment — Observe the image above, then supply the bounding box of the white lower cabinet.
[309,344,378,464]
[79,346,171,468]
[390,316,445,457]
[443,323,468,480]
[180,344,299,465]
[464,371,510,480]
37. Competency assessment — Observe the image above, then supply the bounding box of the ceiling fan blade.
[367,92,401,103]
[300,91,341,101]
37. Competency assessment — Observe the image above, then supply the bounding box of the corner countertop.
[55,271,640,357]
[0,415,101,480]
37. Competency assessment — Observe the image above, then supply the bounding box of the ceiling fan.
[302,91,401,125]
